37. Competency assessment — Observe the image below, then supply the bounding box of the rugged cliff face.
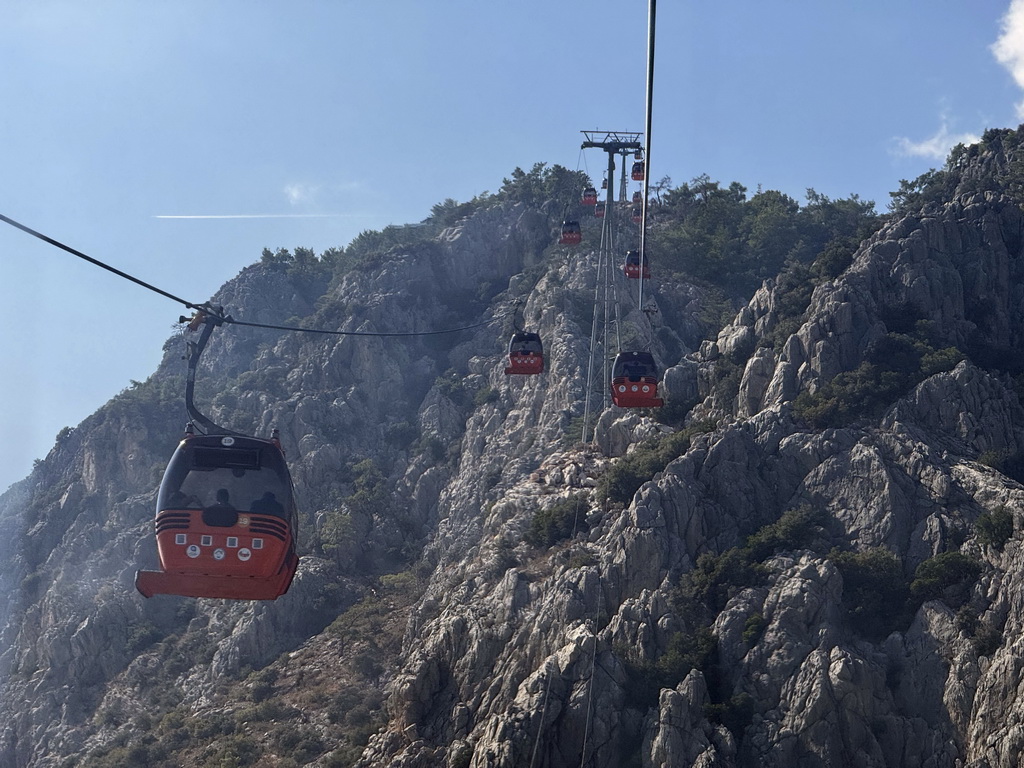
[5,133,1024,768]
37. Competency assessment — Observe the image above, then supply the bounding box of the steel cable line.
[1,211,508,338]
[0,212,200,310]
[224,313,503,337]
[638,0,656,319]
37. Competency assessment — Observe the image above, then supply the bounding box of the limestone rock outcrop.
[5,133,1024,767]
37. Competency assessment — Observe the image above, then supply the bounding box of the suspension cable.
[581,249,602,444]
[0,213,200,310]
[1,211,508,339]
[528,659,555,768]
[578,586,603,768]
[225,313,503,338]
[638,0,656,329]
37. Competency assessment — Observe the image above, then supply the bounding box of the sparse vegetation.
[829,547,909,641]
[677,505,827,620]
[793,333,963,429]
[525,493,590,548]
[599,422,715,504]
[618,627,717,710]
[977,506,1014,550]
[646,177,881,299]
[910,552,982,605]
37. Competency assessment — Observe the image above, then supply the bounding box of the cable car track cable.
[225,313,502,337]
[0,212,201,311]
[1,211,509,338]
[638,0,656,320]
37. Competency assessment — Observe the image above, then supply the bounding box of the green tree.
[976,506,1014,551]
[830,548,909,640]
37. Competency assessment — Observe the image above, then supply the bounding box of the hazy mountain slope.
[3,130,1024,767]
[359,130,1024,768]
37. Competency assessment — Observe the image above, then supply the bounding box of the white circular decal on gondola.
[642,385,650,393]
[618,385,626,392]
[238,548,252,562]
[221,436,235,446]
[214,548,226,560]
[631,385,639,392]
[186,544,201,559]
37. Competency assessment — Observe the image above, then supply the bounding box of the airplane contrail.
[153,213,364,219]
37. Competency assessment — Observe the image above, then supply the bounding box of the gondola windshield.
[508,331,542,356]
[613,351,658,380]
[158,437,293,523]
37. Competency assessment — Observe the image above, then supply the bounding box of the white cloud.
[993,0,1024,118]
[283,182,320,206]
[891,118,980,161]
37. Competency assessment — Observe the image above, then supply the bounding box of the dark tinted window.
[192,447,261,470]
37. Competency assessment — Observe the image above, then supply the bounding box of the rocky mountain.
[4,131,1024,767]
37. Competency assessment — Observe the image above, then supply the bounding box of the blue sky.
[2,0,1023,493]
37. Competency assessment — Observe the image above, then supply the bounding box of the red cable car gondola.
[631,206,643,224]
[631,161,646,181]
[595,202,606,219]
[632,191,643,205]
[504,330,544,375]
[624,249,650,279]
[135,309,300,600]
[582,188,598,206]
[559,220,582,245]
[611,351,663,408]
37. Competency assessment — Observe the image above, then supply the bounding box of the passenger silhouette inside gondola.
[203,488,239,527]
[623,361,645,380]
[250,491,285,517]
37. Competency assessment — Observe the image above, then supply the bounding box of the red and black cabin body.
[135,433,299,600]
[504,331,544,375]
[631,161,646,181]
[611,351,664,408]
[595,202,606,219]
[624,249,651,279]
[559,220,582,245]
[582,187,599,206]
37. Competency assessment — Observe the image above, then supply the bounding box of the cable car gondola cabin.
[631,206,643,224]
[624,249,650,279]
[582,188,598,206]
[504,331,544,375]
[631,161,646,181]
[595,202,606,219]
[559,220,582,245]
[632,190,643,205]
[611,351,664,408]
[135,432,299,600]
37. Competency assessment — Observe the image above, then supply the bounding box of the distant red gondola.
[611,351,663,408]
[582,188,598,206]
[632,191,643,205]
[595,202,606,219]
[559,220,582,245]
[631,206,643,224]
[504,330,544,375]
[624,249,650,279]
[631,161,645,181]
